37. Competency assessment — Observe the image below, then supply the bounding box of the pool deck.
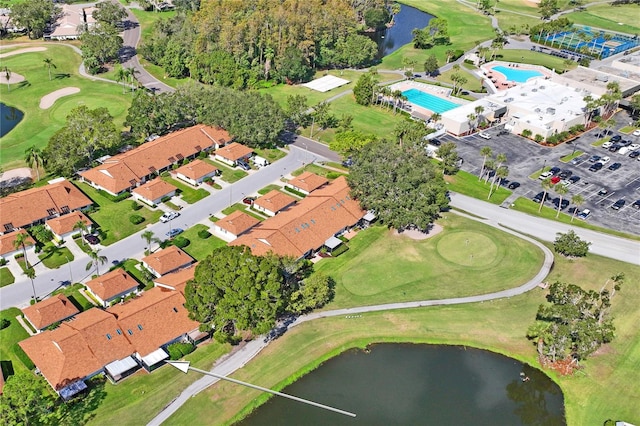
[480,61,554,92]
[386,81,467,118]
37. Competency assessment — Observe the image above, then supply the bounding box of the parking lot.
[438,112,640,236]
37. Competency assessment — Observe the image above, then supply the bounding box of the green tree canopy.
[185,246,284,342]
[92,1,127,26]
[412,18,450,49]
[436,141,460,175]
[288,272,333,313]
[554,229,591,257]
[0,372,57,425]
[364,7,390,30]
[80,23,124,73]
[423,54,439,76]
[10,0,58,39]
[329,130,377,156]
[44,106,120,176]
[348,139,449,231]
[353,70,379,106]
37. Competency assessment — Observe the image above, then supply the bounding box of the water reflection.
[370,5,434,58]
[1,102,24,138]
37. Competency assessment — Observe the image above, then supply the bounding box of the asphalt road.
[0,147,312,310]
[282,132,341,162]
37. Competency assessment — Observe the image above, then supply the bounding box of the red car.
[550,176,561,185]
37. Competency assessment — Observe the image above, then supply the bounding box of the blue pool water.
[492,66,543,83]
[402,89,460,114]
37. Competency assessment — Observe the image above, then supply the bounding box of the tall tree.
[329,130,376,156]
[115,65,128,94]
[437,141,460,175]
[24,266,37,302]
[539,178,551,212]
[285,94,310,128]
[479,146,493,181]
[43,58,56,81]
[13,231,31,271]
[0,372,56,425]
[24,146,44,182]
[141,230,159,254]
[80,23,123,74]
[288,273,333,313]
[10,0,58,39]
[185,246,284,342]
[554,230,590,257]
[73,220,88,245]
[554,184,568,218]
[86,248,108,276]
[570,194,584,222]
[3,67,10,92]
[423,54,439,76]
[92,1,127,26]
[348,139,449,231]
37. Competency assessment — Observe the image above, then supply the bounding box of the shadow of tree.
[54,73,71,79]
[57,376,107,425]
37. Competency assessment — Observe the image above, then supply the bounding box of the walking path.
[147,207,555,425]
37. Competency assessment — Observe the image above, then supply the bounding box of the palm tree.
[13,231,31,267]
[4,67,11,92]
[24,146,45,182]
[125,67,140,93]
[571,194,584,222]
[115,65,128,94]
[475,105,485,128]
[555,184,568,218]
[483,159,495,184]
[43,58,57,81]
[488,166,508,199]
[539,178,551,212]
[445,49,455,64]
[479,146,493,181]
[392,90,403,114]
[489,153,507,194]
[24,266,37,302]
[467,113,477,132]
[86,248,108,276]
[431,112,442,126]
[141,230,159,255]
[73,220,88,245]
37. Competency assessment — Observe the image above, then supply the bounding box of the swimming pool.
[402,89,460,114]
[492,66,543,83]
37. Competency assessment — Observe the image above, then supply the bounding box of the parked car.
[608,144,621,152]
[608,162,622,171]
[599,156,610,164]
[588,155,601,163]
[559,179,571,187]
[570,156,585,165]
[618,146,632,155]
[237,159,251,170]
[478,132,491,140]
[507,181,520,189]
[629,144,640,151]
[558,169,573,179]
[618,139,631,147]
[549,166,562,175]
[160,211,180,223]
[577,209,591,220]
[610,135,622,142]
[539,171,553,180]
[550,175,561,184]
[633,129,640,137]
[589,162,603,172]
[552,197,570,210]
[568,175,581,184]
[630,150,640,159]
[601,141,613,149]
[611,199,625,210]
[342,157,354,167]
[429,138,441,146]
[597,188,608,196]
[242,197,256,205]
[84,234,99,245]
[632,199,640,209]
[166,228,184,238]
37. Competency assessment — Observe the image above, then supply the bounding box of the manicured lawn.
[0,44,132,170]
[253,148,287,163]
[299,95,407,143]
[180,224,226,261]
[166,248,640,426]
[119,259,152,290]
[493,49,577,73]
[512,197,640,241]
[204,159,248,183]
[436,68,484,92]
[619,126,636,134]
[257,184,282,195]
[592,137,609,147]
[37,244,74,269]
[314,215,544,309]
[560,151,583,162]
[259,70,400,108]
[0,267,15,287]
[0,308,31,375]
[562,4,640,35]
[290,163,345,179]
[87,340,230,425]
[444,168,512,205]
[380,0,495,70]
[161,176,210,204]
[51,283,96,312]
[76,182,163,245]
[221,204,267,221]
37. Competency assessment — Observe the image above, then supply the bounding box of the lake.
[0,102,24,138]
[371,5,434,58]
[239,344,565,425]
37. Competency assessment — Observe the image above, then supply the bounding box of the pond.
[239,344,565,425]
[0,102,24,138]
[370,5,434,58]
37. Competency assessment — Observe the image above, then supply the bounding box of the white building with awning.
[105,356,140,382]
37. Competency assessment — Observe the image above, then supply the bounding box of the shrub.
[172,237,190,248]
[161,195,172,203]
[167,342,195,360]
[521,129,532,138]
[31,224,53,244]
[14,253,24,259]
[0,258,6,266]
[331,244,350,257]
[129,214,145,225]
[172,164,179,170]
[131,201,143,211]
[197,229,211,239]
[160,171,170,177]
[326,172,341,179]
[198,151,207,159]
[534,134,544,143]
[12,343,35,369]
[98,189,131,202]
[0,318,10,330]
[554,230,591,257]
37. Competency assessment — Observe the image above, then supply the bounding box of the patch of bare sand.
[0,47,47,58]
[392,224,444,240]
[40,87,81,109]
[1,71,26,84]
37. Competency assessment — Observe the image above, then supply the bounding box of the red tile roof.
[85,269,138,302]
[46,211,91,236]
[0,179,92,230]
[80,125,229,194]
[215,211,259,236]
[0,230,35,256]
[153,262,198,294]
[142,246,194,276]
[215,142,254,162]
[253,190,297,214]
[107,287,199,357]
[287,172,328,193]
[231,177,364,257]
[132,179,177,201]
[21,294,80,330]
[175,159,218,180]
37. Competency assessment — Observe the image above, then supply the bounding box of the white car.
[632,129,640,137]
[577,209,591,220]
[539,171,553,180]
[629,143,640,150]
[598,156,610,164]
[601,141,613,149]
[478,132,492,140]
[618,146,632,155]
[160,211,180,223]
[559,179,571,187]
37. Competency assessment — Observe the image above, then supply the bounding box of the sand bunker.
[1,71,26,84]
[0,47,47,59]
[40,87,81,109]
[393,224,444,240]
[0,167,33,188]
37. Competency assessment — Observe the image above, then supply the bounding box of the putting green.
[436,231,498,267]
